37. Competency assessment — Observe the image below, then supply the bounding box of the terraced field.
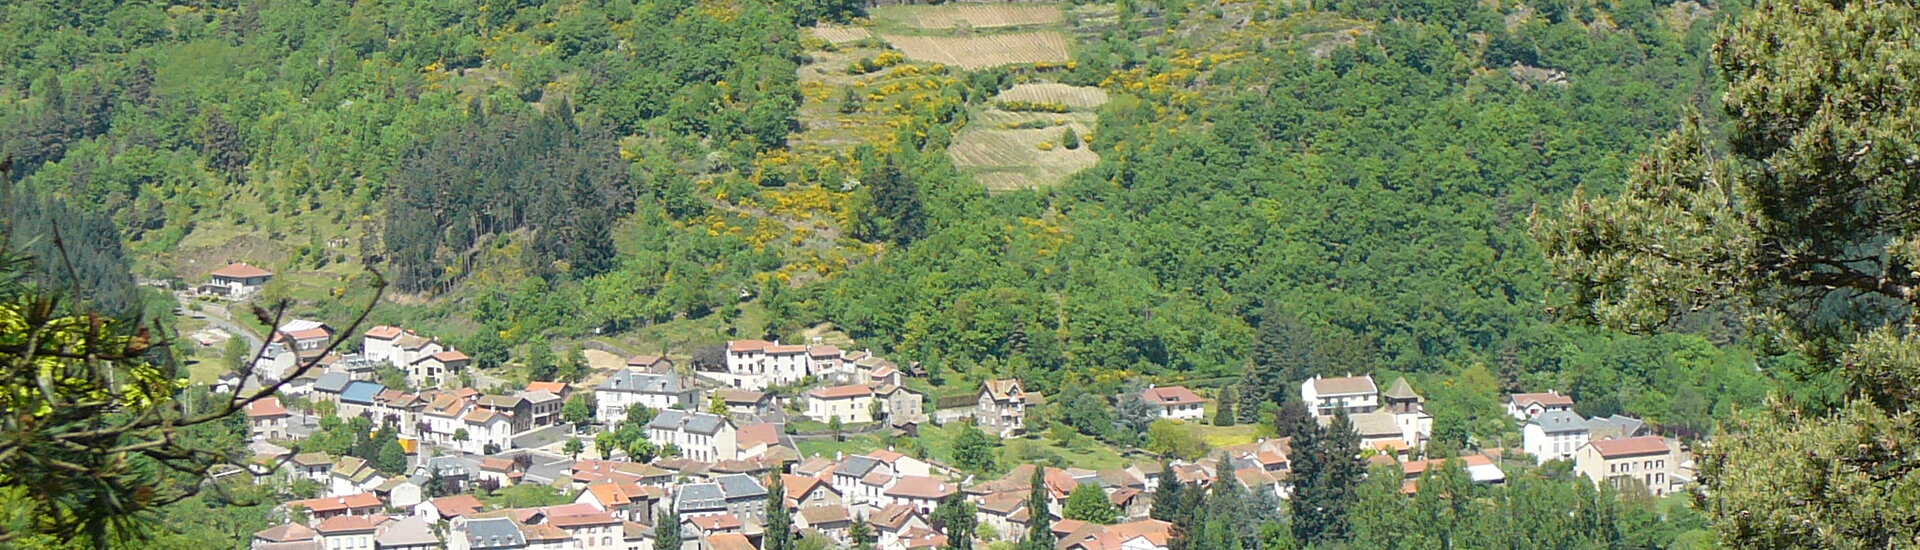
[870,4,1063,29]
[950,84,1109,191]
[877,32,1072,69]
[810,25,873,44]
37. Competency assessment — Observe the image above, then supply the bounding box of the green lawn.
[797,433,888,458]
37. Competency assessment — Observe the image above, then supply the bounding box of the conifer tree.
[765,472,794,550]
[1020,466,1055,550]
[656,498,684,550]
[1214,387,1237,426]
[849,514,874,550]
[1289,410,1362,544]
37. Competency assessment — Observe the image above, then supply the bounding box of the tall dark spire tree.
[1020,466,1056,550]
[656,497,684,550]
[764,473,794,550]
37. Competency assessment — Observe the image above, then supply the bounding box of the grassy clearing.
[949,112,1098,190]
[877,32,1071,69]
[870,4,1063,31]
[797,433,888,458]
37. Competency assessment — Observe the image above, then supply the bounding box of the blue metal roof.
[339,381,385,405]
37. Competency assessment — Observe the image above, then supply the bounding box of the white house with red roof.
[1140,386,1205,421]
[1507,390,1576,420]
[459,407,513,454]
[202,262,273,298]
[362,325,446,370]
[722,339,849,390]
[1300,374,1379,417]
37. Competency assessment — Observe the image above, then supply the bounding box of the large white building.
[595,369,700,424]
[647,410,739,463]
[1523,410,1590,464]
[720,339,855,391]
[1301,374,1379,417]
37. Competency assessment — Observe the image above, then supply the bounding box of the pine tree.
[656,498,684,550]
[1061,127,1080,149]
[1240,307,1318,423]
[1214,387,1237,426]
[1021,466,1055,550]
[765,473,795,550]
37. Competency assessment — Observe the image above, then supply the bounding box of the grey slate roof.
[419,455,471,477]
[374,516,439,546]
[649,410,730,436]
[677,483,728,512]
[600,369,691,394]
[715,474,768,500]
[313,372,351,393]
[1528,410,1588,433]
[1587,415,1648,440]
[463,517,525,549]
[837,455,880,478]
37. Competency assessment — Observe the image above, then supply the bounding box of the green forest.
[4,0,1918,546]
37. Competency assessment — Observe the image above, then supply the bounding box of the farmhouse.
[245,396,291,441]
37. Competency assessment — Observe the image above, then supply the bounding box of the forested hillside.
[1,0,1776,445]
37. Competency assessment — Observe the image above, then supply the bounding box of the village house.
[523,390,564,426]
[869,503,932,549]
[595,368,700,425]
[1507,390,1576,420]
[874,384,926,425]
[1400,454,1507,493]
[479,457,526,488]
[715,473,770,520]
[272,320,335,361]
[371,390,426,435]
[882,475,958,514]
[1140,386,1205,421]
[715,388,772,418]
[1300,374,1379,417]
[807,384,876,423]
[246,396,291,441]
[250,522,318,550]
[460,408,515,454]
[409,350,471,388]
[448,516,525,550]
[798,505,853,543]
[647,410,739,462]
[1576,436,1681,496]
[415,494,486,524]
[576,480,664,524]
[287,493,385,520]
[626,354,674,371]
[312,515,381,550]
[1523,410,1591,464]
[421,394,472,448]
[336,380,384,419]
[549,510,623,549]
[327,456,386,497]
[675,483,731,518]
[478,394,534,433]
[375,516,441,550]
[1055,519,1175,550]
[364,326,446,372]
[202,262,273,298]
[976,379,1028,438]
[417,456,474,493]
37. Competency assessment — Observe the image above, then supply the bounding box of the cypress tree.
[1214,387,1237,426]
[1021,466,1055,550]
[1150,462,1185,523]
[1290,409,1363,544]
[764,473,794,550]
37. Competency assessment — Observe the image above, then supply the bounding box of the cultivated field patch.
[877,32,1071,69]
[950,111,1098,191]
[871,4,1064,29]
[993,82,1110,110]
[810,25,873,44]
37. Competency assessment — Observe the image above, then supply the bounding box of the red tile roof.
[246,397,290,417]
[627,354,667,367]
[313,515,380,533]
[526,381,568,395]
[550,511,621,528]
[429,495,486,517]
[289,493,383,513]
[1590,436,1671,458]
[1510,392,1575,407]
[808,345,842,358]
[809,384,874,399]
[884,476,957,500]
[1142,386,1204,406]
[689,514,743,531]
[728,340,772,352]
[432,350,470,363]
[211,262,273,279]
[363,325,405,340]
